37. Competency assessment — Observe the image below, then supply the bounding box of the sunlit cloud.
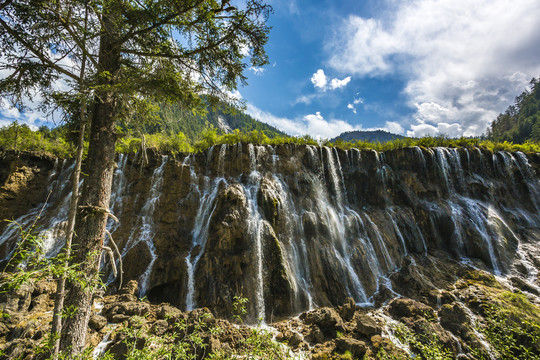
[328,0,540,136]
[246,103,404,138]
[310,69,352,91]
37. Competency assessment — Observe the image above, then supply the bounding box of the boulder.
[438,303,470,336]
[335,337,367,358]
[388,298,435,320]
[355,313,381,338]
[300,307,343,336]
[337,297,356,322]
[89,315,108,331]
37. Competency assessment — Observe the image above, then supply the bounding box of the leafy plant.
[472,303,540,360]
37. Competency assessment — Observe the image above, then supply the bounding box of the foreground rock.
[1,262,539,359]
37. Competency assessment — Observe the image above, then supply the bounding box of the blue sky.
[239,0,540,138]
[2,0,540,139]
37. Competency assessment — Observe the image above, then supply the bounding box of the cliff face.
[1,145,539,321]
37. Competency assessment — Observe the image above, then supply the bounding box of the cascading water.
[120,156,167,296]
[185,176,225,310]
[0,159,75,259]
[107,154,129,234]
[244,143,267,321]
[2,145,540,320]
[185,146,228,311]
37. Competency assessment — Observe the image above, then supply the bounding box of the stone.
[151,319,169,336]
[29,293,50,314]
[32,280,56,295]
[120,279,139,296]
[304,325,325,344]
[337,297,356,322]
[510,276,540,296]
[89,315,107,331]
[300,307,343,332]
[439,303,470,336]
[117,293,138,303]
[311,341,336,360]
[355,314,381,338]
[157,304,184,321]
[370,334,383,348]
[335,337,367,358]
[111,314,131,323]
[388,298,435,320]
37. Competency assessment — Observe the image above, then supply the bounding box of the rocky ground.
[2,254,540,359]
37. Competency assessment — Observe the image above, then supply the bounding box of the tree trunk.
[51,120,85,356]
[59,6,120,353]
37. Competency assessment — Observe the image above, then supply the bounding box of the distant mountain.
[332,130,404,143]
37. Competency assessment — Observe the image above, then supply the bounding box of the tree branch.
[0,18,79,82]
[0,0,13,11]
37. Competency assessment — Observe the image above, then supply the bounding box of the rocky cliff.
[1,145,539,324]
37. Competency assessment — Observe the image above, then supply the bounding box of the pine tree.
[0,0,271,354]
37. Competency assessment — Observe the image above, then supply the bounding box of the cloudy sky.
[240,0,540,138]
[2,0,540,138]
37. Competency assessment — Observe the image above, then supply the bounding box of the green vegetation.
[474,303,540,360]
[0,122,75,158]
[487,77,540,143]
[1,222,295,359]
[153,100,286,142]
[376,322,453,360]
[0,220,88,295]
[3,121,540,158]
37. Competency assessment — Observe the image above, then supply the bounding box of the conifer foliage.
[0,0,272,355]
[487,77,540,143]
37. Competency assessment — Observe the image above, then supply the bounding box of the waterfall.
[121,156,168,296]
[2,145,540,320]
[387,208,407,256]
[364,214,395,272]
[185,175,225,310]
[185,146,229,311]
[244,143,266,321]
[0,159,75,259]
[107,154,129,234]
[459,197,502,275]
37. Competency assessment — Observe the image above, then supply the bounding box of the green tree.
[0,0,272,355]
[487,77,540,143]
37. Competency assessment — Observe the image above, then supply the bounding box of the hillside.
[487,77,540,143]
[332,130,404,143]
[154,101,286,140]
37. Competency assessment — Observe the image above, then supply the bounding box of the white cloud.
[311,69,327,89]
[328,0,540,137]
[311,69,352,91]
[246,104,361,139]
[249,66,265,75]
[347,96,365,114]
[294,93,321,105]
[246,103,405,138]
[352,97,364,105]
[385,121,404,135]
[329,76,351,90]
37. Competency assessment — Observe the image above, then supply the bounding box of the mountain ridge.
[331,129,405,143]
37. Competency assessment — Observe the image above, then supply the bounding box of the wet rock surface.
[0,265,539,359]
[0,146,540,358]
[1,146,539,320]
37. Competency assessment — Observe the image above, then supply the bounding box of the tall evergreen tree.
[487,77,540,143]
[0,0,271,354]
